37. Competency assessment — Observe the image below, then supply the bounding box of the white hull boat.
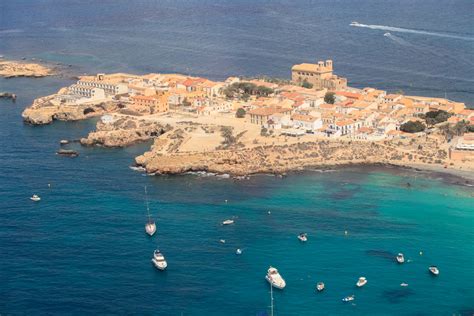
[30,194,41,202]
[151,249,167,270]
[297,233,308,242]
[342,295,355,302]
[222,219,234,225]
[236,248,242,255]
[316,282,325,292]
[145,222,156,236]
[356,277,367,287]
[396,253,405,264]
[429,266,439,276]
[265,266,286,290]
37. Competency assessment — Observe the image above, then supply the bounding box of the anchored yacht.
[143,186,156,236]
[316,282,325,292]
[429,266,439,276]
[30,194,41,202]
[151,249,167,270]
[265,266,286,290]
[396,253,405,263]
[356,277,367,287]
[297,233,308,242]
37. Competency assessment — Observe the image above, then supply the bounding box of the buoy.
[419,251,423,256]
[344,230,348,235]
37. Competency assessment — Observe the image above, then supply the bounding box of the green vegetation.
[324,92,335,104]
[421,110,451,126]
[221,126,236,146]
[439,120,474,141]
[235,108,246,118]
[400,121,425,133]
[301,79,313,89]
[223,82,274,100]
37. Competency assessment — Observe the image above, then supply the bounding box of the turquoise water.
[1,1,474,314]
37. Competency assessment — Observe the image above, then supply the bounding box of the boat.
[356,277,367,287]
[384,32,391,37]
[350,21,360,26]
[144,186,156,236]
[219,239,226,244]
[265,266,286,289]
[151,249,167,270]
[30,194,41,202]
[297,233,308,242]
[222,219,234,225]
[342,295,355,302]
[316,282,325,292]
[56,149,79,157]
[429,266,439,276]
[236,248,242,255]
[396,253,405,263]
[59,139,69,145]
[400,283,409,287]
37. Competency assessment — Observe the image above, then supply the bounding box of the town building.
[291,60,347,90]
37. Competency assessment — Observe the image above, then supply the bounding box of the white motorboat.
[316,282,325,292]
[222,219,234,225]
[429,266,439,276]
[342,295,355,302]
[384,32,391,37]
[143,186,156,236]
[265,266,286,290]
[356,277,367,287]
[219,239,226,244]
[297,233,308,242]
[396,253,405,264]
[30,194,41,202]
[151,249,167,270]
[350,21,360,26]
[236,248,242,255]
[400,283,409,287]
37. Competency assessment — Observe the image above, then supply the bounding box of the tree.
[301,79,313,89]
[400,121,425,133]
[324,92,335,104]
[235,108,246,118]
[424,110,451,126]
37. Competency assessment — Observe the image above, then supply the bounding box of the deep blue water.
[1,1,474,315]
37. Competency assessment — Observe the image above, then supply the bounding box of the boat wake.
[350,22,474,41]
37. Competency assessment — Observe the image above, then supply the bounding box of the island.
[0,59,53,78]
[22,60,474,178]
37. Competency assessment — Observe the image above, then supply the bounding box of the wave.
[351,22,474,41]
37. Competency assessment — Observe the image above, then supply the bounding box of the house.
[291,114,323,131]
[247,107,292,125]
[131,94,168,114]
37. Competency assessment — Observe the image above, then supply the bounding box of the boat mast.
[145,186,152,223]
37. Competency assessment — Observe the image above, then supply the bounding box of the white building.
[291,114,323,131]
[68,85,106,100]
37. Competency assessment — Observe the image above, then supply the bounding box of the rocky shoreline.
[0,59,54,78]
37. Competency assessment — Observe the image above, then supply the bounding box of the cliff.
[81,116,172,147]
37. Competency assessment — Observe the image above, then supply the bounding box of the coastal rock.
[0,60,53,78]
[22,94,120,125]
[80,116,172,147]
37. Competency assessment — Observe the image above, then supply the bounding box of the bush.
[400,121,425,133]
[324,92,335,104]
[424,110,451,126]
[235,108,246,118]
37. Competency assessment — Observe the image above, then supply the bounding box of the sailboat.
[144,186,156,236]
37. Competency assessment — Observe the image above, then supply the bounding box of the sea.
[0,1,473,315]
